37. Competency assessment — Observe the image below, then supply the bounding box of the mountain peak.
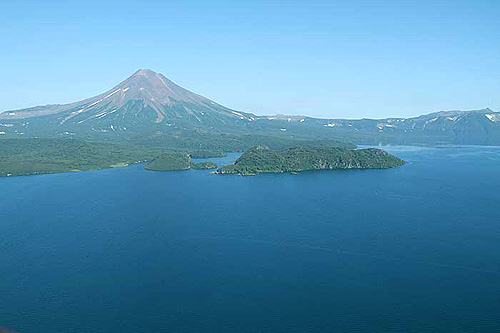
[125,69,170,90]
[134,68,157,74]
[131,68,161,79]
[113,69,215,110]
[0,69,247,126]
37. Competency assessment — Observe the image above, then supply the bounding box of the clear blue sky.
[0,0,498,119]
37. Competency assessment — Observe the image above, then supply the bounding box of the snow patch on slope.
[485,114,500,122]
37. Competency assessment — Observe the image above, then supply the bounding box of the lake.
[1,146,499,333]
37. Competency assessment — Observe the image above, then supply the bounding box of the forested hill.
[217,146,404,175]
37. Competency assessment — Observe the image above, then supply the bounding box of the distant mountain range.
[1,69,499,146]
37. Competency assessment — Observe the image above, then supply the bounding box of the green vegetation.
[0,139,223,176]
[217,146,404,175]
[191,161,218,170]
[145,152,217,171]
[0,138,166,177]
[145,152,191,171]
[134,129,356,152]
[0,137,400,177]
[188,150,226,159]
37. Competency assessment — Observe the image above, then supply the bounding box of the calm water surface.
[1,147,500,333]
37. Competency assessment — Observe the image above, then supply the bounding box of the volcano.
[0,69,255,134]
[1,69,500,146]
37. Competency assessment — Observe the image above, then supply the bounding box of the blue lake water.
[1,146,500,333]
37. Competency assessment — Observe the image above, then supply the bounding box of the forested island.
[217,146,404,175]
[144,152,218,171]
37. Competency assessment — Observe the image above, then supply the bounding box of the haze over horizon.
[1,0,499,119]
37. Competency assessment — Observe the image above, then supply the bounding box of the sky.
[0,0,499,119]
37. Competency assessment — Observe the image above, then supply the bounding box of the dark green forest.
[217,146,404,175]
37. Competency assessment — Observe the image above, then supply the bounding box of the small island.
[145,152,218,171]
[216,146,404,175]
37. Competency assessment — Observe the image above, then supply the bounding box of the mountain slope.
[256,108,500,145]
[1,69,499,146]
[0,69,256,137]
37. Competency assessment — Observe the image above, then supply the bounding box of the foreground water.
[1,146,500,333]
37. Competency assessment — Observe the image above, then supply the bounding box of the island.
[145,152,218,171]
[216,146,404,175]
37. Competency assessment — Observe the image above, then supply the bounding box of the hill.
[217,146,404,175]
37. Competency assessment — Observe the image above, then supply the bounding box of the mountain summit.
[90,69,234,123]
[0,69,253,131]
